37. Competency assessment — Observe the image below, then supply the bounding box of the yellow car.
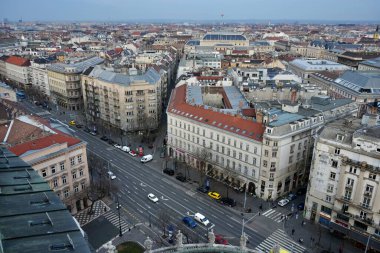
[69,120,76,126]
[208,191,221,200]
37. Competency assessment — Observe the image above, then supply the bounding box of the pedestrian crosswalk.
[262,209,285,223]
[104,210,130,233]
[255,229,306,253]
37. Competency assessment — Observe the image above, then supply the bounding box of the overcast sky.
[0,0,379,22]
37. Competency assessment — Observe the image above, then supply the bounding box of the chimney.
[291,89,297,104]
[256,110,263,123]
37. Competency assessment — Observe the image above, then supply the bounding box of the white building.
[30,59,50,96]
[305,117,380,250]
[4,56,31,88]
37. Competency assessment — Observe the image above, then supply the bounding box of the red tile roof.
[196,76,223,81]
[168,84,264,142]
[5,56,30,66]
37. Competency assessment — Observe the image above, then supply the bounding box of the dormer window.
[267,128,272,134]
[336,134,344,142]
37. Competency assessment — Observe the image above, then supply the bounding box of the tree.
[158,209,171,237]
[224,165,238,199]
[176,221,191,244]
[195,147,211,187]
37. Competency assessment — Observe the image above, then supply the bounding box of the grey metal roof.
[89,66,161,86]
[0,148,91,253]
[186,86,203,105]
[47,56,104,74]
[335,70,380,94]
[290,59,349,71]
[223,86,249,109]
[360,57,380,68]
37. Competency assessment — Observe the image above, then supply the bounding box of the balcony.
[270,167,276,172]
[360,203,372,210]
[345,184,353,190]
[364,191,373,197]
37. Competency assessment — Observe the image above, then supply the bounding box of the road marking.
[226,223,233,228]
[262,209,275,216]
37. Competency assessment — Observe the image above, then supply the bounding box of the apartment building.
[30,58,50,96]
[81,66,162,133]
[200,32,249,47]
[1,115,90,214]
[305,117,380,249]
[2,56,31,89]
[47,56,103,111]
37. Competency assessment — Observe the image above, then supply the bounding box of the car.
[278,198,290,207]
[141,154,153,163]
[114,144,122,149]
[208,191,221,200]
[90,131,97,136]
[84,127,91,133]
[194,212,210,226]
[34,101,41,106]
[182,217,197,228]
[215,235,228,245]
[69,120,76,126]
[163,168,174,176]
[100,136,108,141]
[297,188,307,195]
[75,124,83,128]
[147,193,159,203]
[122,146,130,152]
[129,150,137,157]
[175,173,186,182]
[220,197,236,207]
[107,171,116,180]
[288,193,297,201]
[297,203,305,211]
[197,186,209,193]
[108,139,115,145]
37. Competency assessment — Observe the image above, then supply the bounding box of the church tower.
[374,25,379,41]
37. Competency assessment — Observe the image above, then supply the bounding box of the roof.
[360,57,380,69]
[0,148,91,253]
[47,56,104,74]
[335,70,380,94]
[5,56,30,67]
[168,84,265,142]
[290,59,349,71]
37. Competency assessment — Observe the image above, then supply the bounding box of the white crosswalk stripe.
[104,211,130,233]
[262,208,286,223]
[255,229,306,253]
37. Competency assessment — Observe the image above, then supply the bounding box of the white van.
[121,146,130,152]
[141,154,153,163]
[194,212,209,226]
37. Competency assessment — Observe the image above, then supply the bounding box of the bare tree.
[224,165,238,199]
[158,209,171,237]
[195,147,211,187]
[176,221,191,244]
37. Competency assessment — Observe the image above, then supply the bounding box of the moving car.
[163,168,174,176]
[197,186,209,193]
[297,203,305,211]
[107,171,116,180]
[100,135,108,141]
[220,197,236,207]
[194,212,210,226]
[175,173,186,182]
[147,193,159,203]
[182,217,197,228]
[278,198,290,207]
[288,193,297,201]
[208,191,221,200]
[69,120,76,126]
[129,150,137,157]
[215,235,228,245]
[141,154,153,163]
[75,124,83,128]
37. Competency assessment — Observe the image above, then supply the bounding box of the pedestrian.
[104,207,107,212]
[292,228,295,235]
[259,212,261,216]
[295,213,298,219]
[301,221,305,226]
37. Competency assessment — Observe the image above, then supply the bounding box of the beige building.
[3,56,31,89]
[305,117,380,249]
[47,56,103,111]
[2,115,90,214]
[81,66,162,132]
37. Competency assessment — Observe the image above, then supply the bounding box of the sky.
[0,0,379,23]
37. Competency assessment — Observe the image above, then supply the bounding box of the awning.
[329,222,349,235]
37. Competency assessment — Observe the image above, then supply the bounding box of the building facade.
[30,59,50,96]
[47,56,103,110]
[305,118,380,249]
[81,66,162,133]
[3,56,31,89]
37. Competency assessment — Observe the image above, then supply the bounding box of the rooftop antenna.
[221,13,224,26]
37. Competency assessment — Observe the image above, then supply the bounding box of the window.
[265,140,270,145]
[349,167,357,174]
[327,184,334,193]
[365,185,374,193]
[53,178,58,188]
[264,150,269,157]
[62,175,67,184]
[70,157,75,166]
[41,169,47,177]
[325,195,332,202]
[51,165,56,174]
[270,162,276,169]
[344,190,351,200]
[369,173,376,180]
[77,154,82,163]
[263,160,268,167]
[245,154,248,162]
[81,181,86,190]
[289,156,293,164]
[290,144,295,154]
[335,148,340,155]
[330,172,336,180]
[272,151,277,158]
[239,152,242,159]
[253,158,256,166]
[273,141,278,147]
[298,142,301,150]
[72,171,77,179]
[79,168,84,177]
[347,178,354,186]
[74,185,79,193]
[331,160,338,168]
[64,189,69,198]
[270,173,274,179]
[246,144,250,152]
[60,162,65,171]
[362,197,371,208]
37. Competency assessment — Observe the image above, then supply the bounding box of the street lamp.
[241,190,247,236]
[116,195,122,237]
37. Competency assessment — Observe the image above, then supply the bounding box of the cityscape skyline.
[1,0,380,22]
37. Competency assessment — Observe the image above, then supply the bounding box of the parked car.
[182,217,197,228]
[220,197,236,207]
[194,212,210,226]
[114,144,122,149]
[121,146,130,152]
[297,203,305,211]
[75,124,83,128]
[141,154,153,163]
[147,193,159,203]
[108,139,115,145]
[278,198,290,207]
[69,120,76,126]
[84,127,91,133]
[208,191,221,200]
[163,168,174,176]
[90,131,97,136]
[288,193,297,201]
[197,186,209,193]
[107,171,116,180]
[175,173,186,182]
[215,235,228,245]
[297,188,307,195]
[129,150,137,157]
[100,135,108,141]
